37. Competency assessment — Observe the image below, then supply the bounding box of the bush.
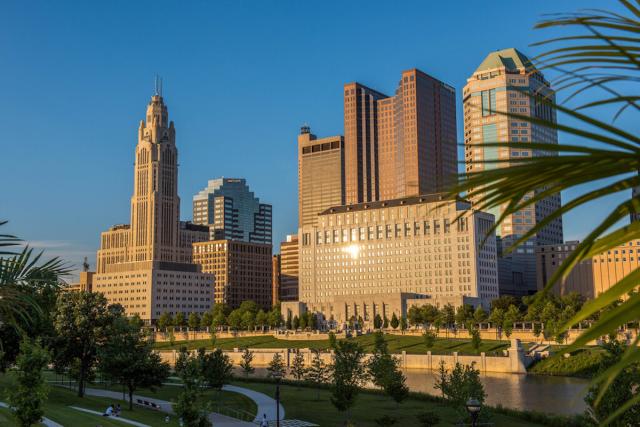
[416,411,440,427]
[375,415,397,426]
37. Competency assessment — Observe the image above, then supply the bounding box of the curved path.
[222,384,285,423]
[0,402,63,427]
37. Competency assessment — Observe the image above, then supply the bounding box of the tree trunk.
[78,363,85,397]
[129,386,134,411]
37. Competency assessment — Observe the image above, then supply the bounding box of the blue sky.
[0,1,632,278]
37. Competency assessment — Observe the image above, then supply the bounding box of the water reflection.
[243,367,588,416]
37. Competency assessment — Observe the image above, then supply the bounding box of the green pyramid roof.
[475,48,534,74]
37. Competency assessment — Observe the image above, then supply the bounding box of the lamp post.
[273,370,283,427]
[466,397,481,427]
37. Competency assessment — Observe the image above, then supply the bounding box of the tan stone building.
[272,254,281,306]
[298,126,345,228]
[192,240,272,309]
[94,92,213,322]
[279,234,299,302]
[343,69,457,204]
[537,240,640,299]
[463,48,564,296]
[283,195,499,327]
[66,271,95,292]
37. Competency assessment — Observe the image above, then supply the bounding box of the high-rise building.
[192,240,273,309]
[298,126,345,227]
[343,69,457,204]
[193,178,272,244]
[94,91,213,322]
[463,48,564,296]
[536,240,640,299]
[279,234,299,302]
[272,254,281,306]
[283,195,499,327]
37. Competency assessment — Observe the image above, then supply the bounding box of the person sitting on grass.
[103,404,114,417]
[114,404,121,417]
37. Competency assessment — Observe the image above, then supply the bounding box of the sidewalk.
[223,384,285,422]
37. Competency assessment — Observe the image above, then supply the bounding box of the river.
[245,367,589,416]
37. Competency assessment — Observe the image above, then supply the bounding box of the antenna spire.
[154,75,163,97]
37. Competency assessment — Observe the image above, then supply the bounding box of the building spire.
[154,75,163,97]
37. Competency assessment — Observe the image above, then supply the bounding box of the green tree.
[470,328,482,354]
[99,316,170,409]
[489,308,505,329]
[290,351,306,381]
[373,314,383,330]
[441,304,456,329]
[423,330,436,349]
[239,348,254,377]
[584,339,640,425]
[256,309,268,331]
[367,333,395,391]
[305,350,331,400]
[200,348,233,390]
[200,311,213,330]
[434,361,486,410]
[211,312,226,331]
[157,313,172,331]
[399,316,408,333]
[299,313,308,330]
[241,310,255,331]
[227,309,242,331]
[390,313,399,330]
[8,340,49,427]
[491,296,519,313]
[473,306,487,324]
[421,305,440,327]
[330,340,367,421]
[384,367,409,406]
[174,312,186,329]
[383,315,389,329]
[269,306,283,329]
[267,353,286,379]
[188,312,201,339]
[53,291,120,397]
[286,312,293,330]
[328,331,337,349]
[292,315,300,330]
[174,349,211,427]
[455,304,474,327]
[407,306,423,328]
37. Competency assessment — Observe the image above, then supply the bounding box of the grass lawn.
[233,380,546,427]
[154,333,514,355]
[0,372,256,427]
[528,347,606,377]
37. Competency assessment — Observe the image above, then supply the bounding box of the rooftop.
[475,48,534,74]
[318,193,468,215]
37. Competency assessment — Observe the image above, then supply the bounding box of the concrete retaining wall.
[156,339,531,374]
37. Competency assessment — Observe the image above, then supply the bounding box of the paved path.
[222,384,285,423]
[68,407,150,427]
[0,401,63,427]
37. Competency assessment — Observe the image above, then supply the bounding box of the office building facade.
[94,92,213,321]
[193,178,272,244]
[298,126,345,227]
[463,48,563,296]
[284,195,498,327]
[343,69,457,204]
[537,240,640,299]
[279,234,299,302]
[192,240,273,309]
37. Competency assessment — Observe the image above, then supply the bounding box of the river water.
[246,367,589,416]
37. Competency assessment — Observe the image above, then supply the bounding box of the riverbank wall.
[155,339,532,374]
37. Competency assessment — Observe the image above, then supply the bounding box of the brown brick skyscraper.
[343,69,457,203]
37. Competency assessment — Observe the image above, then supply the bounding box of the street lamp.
[272,370,283,427]
[466,398,481,427]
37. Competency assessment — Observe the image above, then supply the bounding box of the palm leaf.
[451,1,640,423]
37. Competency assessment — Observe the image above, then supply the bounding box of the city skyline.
[1,0,631,280]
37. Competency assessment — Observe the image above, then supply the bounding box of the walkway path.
[0,402,63,427]
[222,384,285,423]
[68,407,150,427]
